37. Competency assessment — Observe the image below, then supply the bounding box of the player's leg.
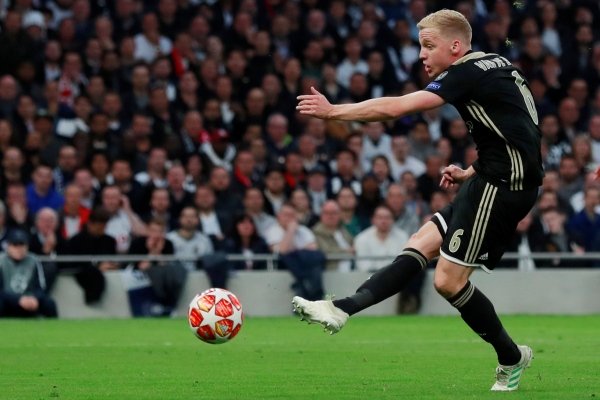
[292,221,441,333]
[434,257,520,365]
[332,221,441,315]
[434,177,538,391]
[434,257,533,391]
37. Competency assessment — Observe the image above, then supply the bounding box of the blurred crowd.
[1,0,600,317]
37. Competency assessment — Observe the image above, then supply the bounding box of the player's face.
[418,28,455,78]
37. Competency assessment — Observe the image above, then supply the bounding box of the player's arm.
[297,87,445,122]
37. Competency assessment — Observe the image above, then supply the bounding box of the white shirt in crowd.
[134,33,172,63]
[265,224,316,253]
[389,155,426,181]
[199,212,222,238]
[354,226,409,272]
[105,209,133,254]
[166,230,214,271]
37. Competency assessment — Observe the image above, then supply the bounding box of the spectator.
[229,149,260,198]
[289,188,318,228]
[129,217,187,315]
[370,155,394,198]
[143,187,175,231]
[175,74,201,122]
[57,182,91,241]
[164,163,194,224]
[63,207,118,304]
[336,36,369,89]
[330,148,361,196]
[336,186,368,237]
[283,151,306,191]
[357,173,383,221]
[209,165,242,217]
[312,200,354,271]
[0,75,19,118]
[264,113,294,166]
[1,147,27,196]
[417,154,444,203]
[177,109,205,159]
[263,167,288,216]
[243,187,277,239]
[354,205,409,272]
[100,185,147,254]
[88,153,111,194]
[361,121,393,167]
[201,128,236,172]
[386,183,421,236]
[134,147,168,188]
[147,85,179,148]
[223,213,271,271]
[0,11,35,78]
[122,64,151,118]
[194,184,230,248]
[29,207,64,288]
[570,171,600,214]
[558,154,584,203]
[304,165,331,217]
[106,158,146,217]
[567,187,600,253]
[53,145,78,194]
[73,168,97,210]
[134,12,172,64]
[0,229,57,318]
[265,203,324,301]
[533,207,578,268]
[166,206,229,287]
[26,164,64,214]
[4,183,32,231]
[321,62,350,104]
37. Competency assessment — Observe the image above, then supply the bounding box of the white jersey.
[265,223,316,253]
[166,230,214,271]
[105,210,132,254]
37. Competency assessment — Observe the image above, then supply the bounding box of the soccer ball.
[188,288,243,344]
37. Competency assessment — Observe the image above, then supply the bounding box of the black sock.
[448,281,520,365]
[333,248,427,316]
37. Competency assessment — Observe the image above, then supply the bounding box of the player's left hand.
[440,165,472,189]
[296,87,334,119]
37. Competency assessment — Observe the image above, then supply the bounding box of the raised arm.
[297,87,446,122]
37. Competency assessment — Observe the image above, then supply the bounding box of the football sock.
[333,248,427,316]
[448,281,521,365]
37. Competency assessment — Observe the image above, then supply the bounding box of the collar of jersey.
[452,51,487,65]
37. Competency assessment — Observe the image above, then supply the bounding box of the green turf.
[0,315,598,399]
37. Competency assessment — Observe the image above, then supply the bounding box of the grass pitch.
[0,315,598,400]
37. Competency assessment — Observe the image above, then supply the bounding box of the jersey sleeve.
[424,63,476,104]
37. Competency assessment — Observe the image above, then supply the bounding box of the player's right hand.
[296,87,334,119]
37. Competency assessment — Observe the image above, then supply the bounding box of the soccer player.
[293,10,543,392]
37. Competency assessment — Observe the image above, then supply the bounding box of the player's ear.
[451,40,460,55]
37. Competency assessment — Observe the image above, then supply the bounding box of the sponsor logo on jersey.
[478,252,489,261]
[426,82,441,90]
[435,71,448,81]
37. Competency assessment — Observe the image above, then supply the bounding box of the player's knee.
[433,275,463,299]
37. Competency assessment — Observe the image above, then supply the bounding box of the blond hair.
[417,9,472,44]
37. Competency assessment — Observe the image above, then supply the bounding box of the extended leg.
[292,222,441,333]
[333,222,441,315]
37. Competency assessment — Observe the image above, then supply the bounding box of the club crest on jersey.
[426,82,441,90]
[435,71,448,81]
